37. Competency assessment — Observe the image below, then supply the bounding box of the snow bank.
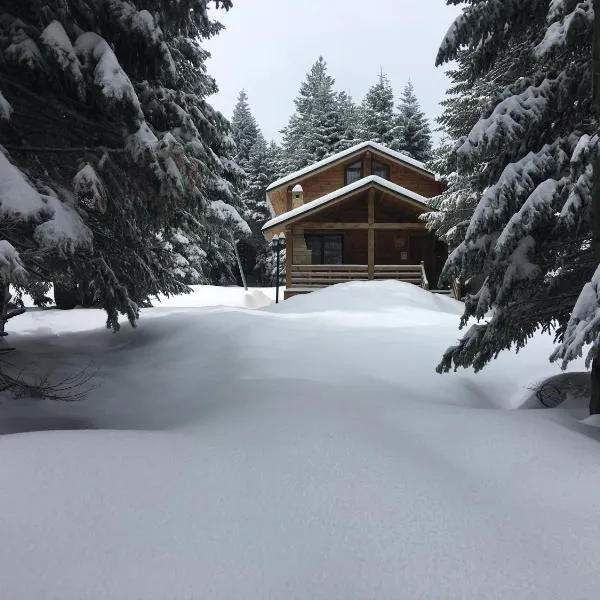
[154,285,274,310]
[0,282,597,600]
[270,280,462,316]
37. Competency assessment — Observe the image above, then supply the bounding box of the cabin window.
[305,234,344,264]
[345,160,363,185]
[372,159,390,180]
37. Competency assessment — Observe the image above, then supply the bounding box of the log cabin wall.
[268,150,443,215]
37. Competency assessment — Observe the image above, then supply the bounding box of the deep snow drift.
[0,281,598,600]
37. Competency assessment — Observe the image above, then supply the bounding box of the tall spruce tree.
[0,0,247,329]
[423,36,538,252]
[281,57,344,172]
[359,71,395,146]
[391,81,433,162]
[231,89,259,168]
[337,90,361,150]
[434,0,600,413]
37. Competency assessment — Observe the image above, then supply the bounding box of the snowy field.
[1,281,599,600]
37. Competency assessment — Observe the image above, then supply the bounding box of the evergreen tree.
[337,91,361,150]
[359,71,395,146]
[391,81,433,162]
[249,139,284,284]
[434,0,600,411]
[231,89,259,168]
[0,0,246,330]
[281,57,344,172]
[423,37,538,251]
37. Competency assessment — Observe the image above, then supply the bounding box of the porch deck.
[285,263,429,298]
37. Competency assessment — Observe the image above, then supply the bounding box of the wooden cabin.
[262,141,447,299]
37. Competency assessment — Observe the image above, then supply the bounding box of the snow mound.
[517,371,590,413]
[1,282,597,600]
[268,280,463,315]
[153,285,274,310]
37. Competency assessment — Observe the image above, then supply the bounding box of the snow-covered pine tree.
[434,0,600,412]
[359,71,395,146]
[231,89,259,169]
[337,91,361,150]
[390,81,433,162]
[243,136,284,284]
[423,35,539,252]
[281,57,344,172]
[0,0,247,330]
[243,134,275,227]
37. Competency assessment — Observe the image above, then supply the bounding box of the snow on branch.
[457,77,562,164]
[556,133,598,230]
[436,0,529,65]
[465,144,568,242]
[0,152,92,255]
[494,179,560,262]
[74,32,143,124]
[0,89,12,120]
[551,264,600,367]
[4,21,46,71]
[535,0,593,57]
[73,163,107,213]
[40,21,85,98]
[209,200,251,236]
[0,241,26,285]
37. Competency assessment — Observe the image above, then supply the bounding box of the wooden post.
[368,189,375,279]
[364,151,372,176]
[286,227,293,290]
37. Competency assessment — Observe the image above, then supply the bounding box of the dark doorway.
[305,234,344,264]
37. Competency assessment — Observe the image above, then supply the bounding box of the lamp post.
[273,233,285,303]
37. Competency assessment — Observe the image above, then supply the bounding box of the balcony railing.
[289,263,429,289]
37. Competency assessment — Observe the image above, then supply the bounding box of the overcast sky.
[205,0,461,143]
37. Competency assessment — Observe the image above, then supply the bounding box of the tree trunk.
[54,282,79,310]
[590,1,600,414]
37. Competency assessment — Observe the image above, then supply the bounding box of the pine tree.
[391,81,433,162]
[231,89,259,168]
[249,139,284,284]
[423,37,538,253]
[359,71,395,146]
[434,0,600,412]
[281,57,344,172]
[337,91,361,150]
[0,0,247,330]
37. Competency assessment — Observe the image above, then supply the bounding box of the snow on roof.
[262,175,430,232]
[292,184,304,192]
[266,141,433,192]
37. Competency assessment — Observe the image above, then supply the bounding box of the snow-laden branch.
[456,77,564,164]
[535,0,593,57]
[0,89,12,121]
[552,264,600,367]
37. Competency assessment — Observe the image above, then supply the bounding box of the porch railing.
[289,264,429,289]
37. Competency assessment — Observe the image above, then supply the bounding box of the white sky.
[205,0,461,143]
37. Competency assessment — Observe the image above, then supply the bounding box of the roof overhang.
[266,141,437,197]
[262,175,431,241]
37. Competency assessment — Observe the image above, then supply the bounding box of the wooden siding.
[286,190,443,277]
[267,149,444,217]
[388,162,443,197]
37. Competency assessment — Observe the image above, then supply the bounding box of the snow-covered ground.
[1,282,599,600]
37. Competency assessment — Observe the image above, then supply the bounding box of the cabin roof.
[262,175,430,234]
[266,141,436,193]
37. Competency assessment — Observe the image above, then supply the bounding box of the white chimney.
[292,184,304,209]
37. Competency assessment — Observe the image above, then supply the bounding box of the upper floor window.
[345,160,363,185]
[372,159,390,180]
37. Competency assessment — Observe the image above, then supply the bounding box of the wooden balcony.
[286,263,429,296]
